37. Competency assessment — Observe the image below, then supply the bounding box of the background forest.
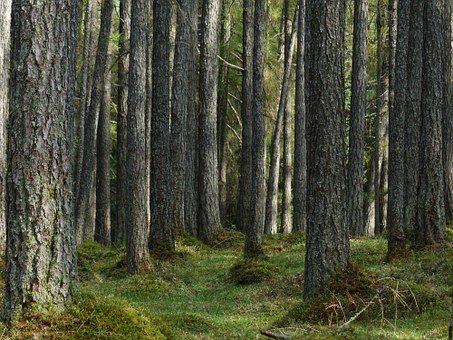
[0,0,451,338]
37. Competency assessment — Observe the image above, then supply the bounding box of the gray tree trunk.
[114,0,131,245]
[303,0,350,298]
[387,0,410,258]
[75,0,113,244]
[281,4,296,234]
[442,0,453,222]
[198,0,222,242]
[2,0,77,321]
[403,0,424,239]
[245,0,266,257]
[237,0,254,233]
[293,0,307,233]
[0,0,12,254]
[416,1,446,247]
[95,52,111,246]
[126,0,151,273]
[347,0,368,237]
[150,0,174,251]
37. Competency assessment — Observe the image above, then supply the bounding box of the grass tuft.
[228,258,275,285]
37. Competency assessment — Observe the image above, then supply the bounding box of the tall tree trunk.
[95,52,111,246]
[3,0,77,321]
[126,0,151,273]
[150,0,174,251]
[75,0,93,197]
[403,0,424,240]
[217,0,231,227]
[416,1,446,247]
[281,4,296,234]
[303,0,350,298]
[184,2,199,237]
[387,0,409,258]
[293,0,306,233]
[237,0,254,233]
[114,0,131,245]
[198,0,222,242]
[347,0,368,237]
[245,0,266,257]
[442,0,453,222]
[0,0,12,254]
[145,11,152,245]
[75,0,114,244]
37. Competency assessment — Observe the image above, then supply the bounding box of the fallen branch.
[260,330,290,339]
[339,288,384,329]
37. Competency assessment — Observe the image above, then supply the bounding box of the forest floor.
[1,228,452,339]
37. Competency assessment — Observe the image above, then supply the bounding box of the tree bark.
[303,0,350,298]
[245,0,266,257]
[237,0,254,233]
[95,51,111,246]
[75,0,114,244]
[150,0,174,251]
[347,0,368,237]
[3,0,77,321]
[442,0,453,222]
[198,0,222,242]
[387,0,409,258]
[0,0,12,254]
[403,0,424,239]
[126,0,151,273]
[114,0,131,245]
[416,1,447,247]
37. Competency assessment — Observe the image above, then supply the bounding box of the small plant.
[228,258,274,285]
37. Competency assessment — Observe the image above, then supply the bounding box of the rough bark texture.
[416,1,446,247]
[245,0,266,257]
[95,53,111,246]
[0,0,12,254]
[150,0,174,251]
[347,0,368,237]
[126,0,151,273]
[75,0,113,244]
[303,0,350,298]
[442,0,453,222]
[114,0,131,245]
[387,0,409,257]
[171,0,196,233]
[403,0,424,238]
[199,0,222,242]
[237,0,254,233]
[3,0,77,321]
[293,0,306,233]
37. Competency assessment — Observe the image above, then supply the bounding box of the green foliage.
[228,258,275,285]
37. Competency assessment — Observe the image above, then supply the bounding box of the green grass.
[0,230,451,339]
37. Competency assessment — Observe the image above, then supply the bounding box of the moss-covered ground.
[0,229,451,339]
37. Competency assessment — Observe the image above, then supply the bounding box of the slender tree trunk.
[387,0,409,258]
[75,0,114,244]
[281,5,296,234]
[403,0,424,240]
[126,0,151,273]
[3,0,77,321]
[416,1,446,247]
[237,0,254,233]
[184,2,200,237]
[293,0,306,233]
[95,52,111,246]
[0,0,12,254]
[347,0,368,237]
[442,0,453,222]
[114,0,131,245]
[198,0,222,242]
[303,0,350,298]
[217,0,231,227]
[150,0,174,251]
[145,11,152,245]
[245,0,266,257]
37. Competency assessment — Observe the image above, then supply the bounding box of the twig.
[340,289,384,329]
[260,330,290,339]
